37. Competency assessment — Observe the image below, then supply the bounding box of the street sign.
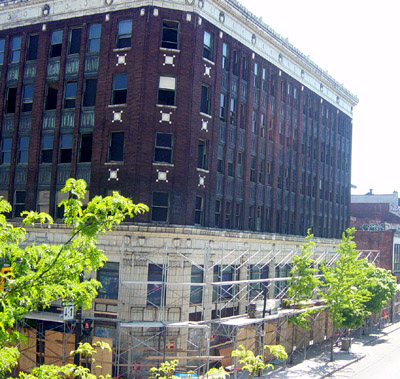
[63,303,75,320]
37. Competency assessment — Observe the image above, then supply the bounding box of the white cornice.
[0,0,358,116]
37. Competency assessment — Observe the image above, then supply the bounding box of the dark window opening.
[197,140,208,170]
[1,138,12,164]
[158,76,176,106]
[222,43,229,70]
[161,20,179,49]
[203,31,213,60]
[83,78,97,107]
[64,81,77,108]
[41,135,54,163]
[154,133,173,163]
[112,74,128,105]
[49,30,63,58]
[147,264,166,306]
[79,134,93,163]
[116,19,132,49]
[22,85,34,112]
[68,28,82,55]
[0,39,5,65]
[59,134,73,163]
[151,192,169,222]
[195,196,204,226]
[45,82,58,110]
[13,190,26,218]
[17,137,29,164]
[97,262,119,300]
[190,266,203,304]
[5,87,17,114]
[26,35,39,61]
[200,85,210,114]
[108,132,124,162]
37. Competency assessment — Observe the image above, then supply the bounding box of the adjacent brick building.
[351,191,400,278]
[0,0,357,239]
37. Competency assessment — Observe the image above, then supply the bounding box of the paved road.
[329,326,400,378]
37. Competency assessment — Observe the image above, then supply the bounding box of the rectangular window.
[213,265,237,301]
[217,145,224,173]
[242,56,248,81]
[161,20,179,49]
[203,31,213,61]
[151,191,169,222]
[240,103,246,129]
[232,50,239,75]
[82,78,97,107]
[37,190,50,213]
[394,244,400,272]
[249,265,269,298]
[219,93,226,121]
[116,19,132,49]
[225,201,232,228]
[215,199,221,227]
[262,67,268,92]
[49,30,63,58]
[197,139,208,170]
[200,85,210,114]
[235,203,242,229]
[5,87,17,114]
[97,262,119,300]
[68,28,82,55]
[59,134,73,163]
[1,138,12,164]
[17,137,29,164]
[154,133,173,163]
[112,74,128,105]
[45,82,58,110]
[0,39,5,65]
[195,196,204,225]
[222,42,229,70]
[237,152,243,178]
[9,36,22,63]
[41,135,54,163]
[158,76,176,106]
[21,85,34,112]
[190,266,203,304]
[108,132,124,162]
[251,110,257,133]
[87,24,102,53]
[79,133,93,163]
[250,156,256,182]
[147,264,165,306]
[230,98,237,125]
[26,35,39,61]
[64,81,77,108]
[254,62,260,88]
[13,190,26,218]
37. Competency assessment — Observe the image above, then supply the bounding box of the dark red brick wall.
[0,6,352,238]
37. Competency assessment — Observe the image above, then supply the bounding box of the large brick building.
[0,0,357,238]
[0,0,359,376]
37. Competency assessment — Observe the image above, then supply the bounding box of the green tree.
[320,228,371,330]
[0,178,148,377]
[231,344,287,377]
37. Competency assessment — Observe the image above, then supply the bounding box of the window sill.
[197,168,209,174]
[113,47,131,53]
[156,104,177,109]
[153,162,174,167]
[160,47,180,53]
[105,161,123,165]
[200,112,212,119]
[108,104,127,108]
[202,57,215,66]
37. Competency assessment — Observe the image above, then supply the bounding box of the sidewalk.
[264,322,400,378]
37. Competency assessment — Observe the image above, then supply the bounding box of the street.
[330,327,400,378]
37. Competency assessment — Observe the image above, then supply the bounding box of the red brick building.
[0,0,358,239]
[351,191,400,277]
